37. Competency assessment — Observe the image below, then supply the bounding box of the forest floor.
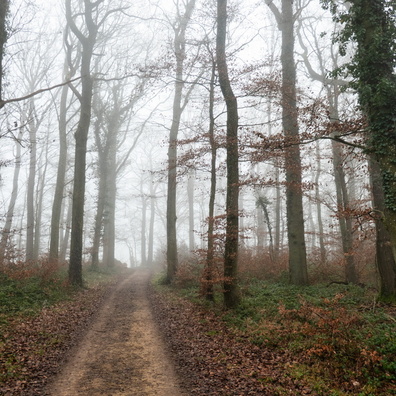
[2,266,375,395]
[1,267,303,395]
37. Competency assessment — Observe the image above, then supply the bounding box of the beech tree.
[322,0,396,298]
[217,0,240,308]
[166,0,196,283]
[297,14,359,283]
[65,0,125,285]
[0,122,23,264]
[0,0,9,106]
[49,25,79,263]
[265,0,308,285]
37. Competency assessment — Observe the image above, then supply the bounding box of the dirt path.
[47,269,183,396]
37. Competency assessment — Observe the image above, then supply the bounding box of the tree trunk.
[34,140,50,261]
[26,102,36,262]
[0,123,23,264]
[188,169,195,252]
[217,0,240,308]
[274,160,281,262]
[49,67,70,262]
[315,141,326,264]
[369,158,396,300]
[0,0,9,107]
[147,191,155,266]
[166,0,196,283]
[331,137,358,283]
[67,0,98,286]
[280,0,308,285]
[354,1,396,278]
[141,195,147,266]
[60,194,72,263]
[203,60,217,301]
[102,124,117,268]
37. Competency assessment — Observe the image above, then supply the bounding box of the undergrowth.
[0,260,127,390]
[0,260,127,325]
[163,272,396,395]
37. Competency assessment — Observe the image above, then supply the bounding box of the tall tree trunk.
[49,65,70,262]
[0,0,9,107]
[0,123,23,264]
[91,107,107,270]
[280,0,308,285]
[60,194,72,263]
[147,192,155,266]
[352,1,396,277]
[141,195,147,267]
[203,59,217,301]
[369,158,396,300]
[217,0,240,308]
[188,169,195,251]
[102,124,117,268]
[331,137,358,283]
[315,141,326,264]
[256,204,265,253]
[274,160,281,262]
[166,0,196,283]
[26,102,36,262]
[91,171,106,269]
[33,139,50,261]
[67,0,98,286]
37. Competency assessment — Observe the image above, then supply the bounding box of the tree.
[217,0,240,308]
[0,0,9,106]
[166,0,196,283]
[322,0,396,298]
[0,122,23,264]
[296,7,363,282]
[265,0,308,285]
[66,0,101,286]
[202,49,217,301]
[49,26,79,263]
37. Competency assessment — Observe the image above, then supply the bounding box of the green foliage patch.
[225,280,396,394]
[0,272,71,321]
[171,277,396,394]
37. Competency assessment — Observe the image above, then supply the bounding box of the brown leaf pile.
[149,286,316,395]
[0,284,115,395]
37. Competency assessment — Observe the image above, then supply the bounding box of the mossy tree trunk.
[217,0,240,308]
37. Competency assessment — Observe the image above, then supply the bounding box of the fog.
[0,0,372,272]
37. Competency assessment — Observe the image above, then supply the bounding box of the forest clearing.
[0,264,395,395]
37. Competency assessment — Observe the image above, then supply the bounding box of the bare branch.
[0,77,81,109]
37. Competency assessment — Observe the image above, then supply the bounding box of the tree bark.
[69,92,92,285]
[315,141,326,264]
[0,0,9,107]
[166,0,196,283]
[147,172,156,266]
[26,102,37,262]
[217,0,240,308]
[0,123,23,264]
[67,0,98,286]
[141,194,147,266]
[369,158,396,300]
[203,59,217,301]
[280,0,308,285]
[33,139,50,260]
[188,169,195,252]
[49,62,71,262]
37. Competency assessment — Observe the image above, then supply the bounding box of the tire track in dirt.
[47,269,183,396]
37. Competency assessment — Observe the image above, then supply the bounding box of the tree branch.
[0,77,81,109]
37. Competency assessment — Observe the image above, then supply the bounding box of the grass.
[0,262,128,325]
[162,273,396,395]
